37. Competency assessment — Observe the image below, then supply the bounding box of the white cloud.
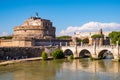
[0,32,9,36]
[60,21,120,36]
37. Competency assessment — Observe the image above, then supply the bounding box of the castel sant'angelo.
[0,13,70,47]
[13,13,55,40]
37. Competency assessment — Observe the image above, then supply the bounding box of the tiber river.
[0,59,120,80]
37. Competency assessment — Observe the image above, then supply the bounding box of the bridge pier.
[112,41,120,61]
[91,42,99,59]
[112,56,120,61]
[74,42,79,58]
[91,54,99,60]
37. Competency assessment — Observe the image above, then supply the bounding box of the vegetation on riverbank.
[52,49,65,59]
[42,51,48,60]
[69,55,74,59]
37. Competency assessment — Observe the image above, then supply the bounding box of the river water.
[0,59,120,80]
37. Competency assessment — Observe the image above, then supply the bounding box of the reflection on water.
[0,59,120,80]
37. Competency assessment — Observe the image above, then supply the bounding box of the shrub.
[90,55,93,60]
[42,51,48,60]
[69,55,74,59]
[52,49,65,59]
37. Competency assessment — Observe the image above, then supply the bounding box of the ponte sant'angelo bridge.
[61,42,120,61]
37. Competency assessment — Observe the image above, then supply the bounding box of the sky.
[0,0,120,36]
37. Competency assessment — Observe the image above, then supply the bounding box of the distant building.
[74,29,110,45]
[88,29,110,45]
[74,30,111,39]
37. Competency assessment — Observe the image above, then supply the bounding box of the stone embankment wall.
[0,47,44,60]
[0,46,59,60]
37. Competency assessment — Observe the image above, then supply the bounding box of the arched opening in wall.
[79,49,91,58]
[98,50,114,59]
[64,49,73,57]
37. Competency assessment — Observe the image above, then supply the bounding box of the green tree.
[42,51,48,60]
[0,35,13,39]
[77,38,81,42]
[109,31,120,45]
[52,49,65,59]
[56,36,71,39]
[82,38,89,43]
[77,38,89,44]
[91,34,104,38]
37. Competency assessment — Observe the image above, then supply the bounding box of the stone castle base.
[0,39,33,47]
[0,39,71,47]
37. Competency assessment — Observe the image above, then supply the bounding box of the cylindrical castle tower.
[13,14,56,40]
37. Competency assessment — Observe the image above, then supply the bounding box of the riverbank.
[0,57,53,66]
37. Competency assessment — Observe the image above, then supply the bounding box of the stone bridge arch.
[63,49,73,56]
[98,49,114,59]
[79,49,91,58]
[61,46,78,57]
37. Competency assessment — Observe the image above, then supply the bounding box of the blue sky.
[0,0,120,36]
